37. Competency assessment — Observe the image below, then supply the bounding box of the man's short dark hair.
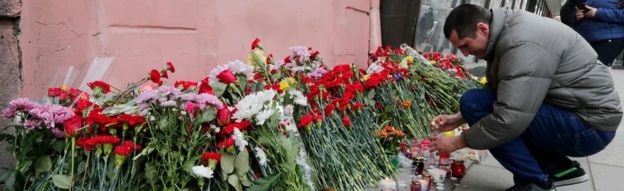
[443,4,492,39]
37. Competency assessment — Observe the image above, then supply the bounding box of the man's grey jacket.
[462,8,623,149]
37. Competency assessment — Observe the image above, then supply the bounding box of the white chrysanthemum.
[226,60,254,80]
[233,90,277,121]
[254,147,268,167]
[288,90,308,106]
[367,62,384,74]
[192,165,214,179]
[232,128,248,151]
[255,109,274,126]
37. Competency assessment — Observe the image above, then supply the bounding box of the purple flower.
[307,67,327,80]
[136,90,158,104]
[50,128,65,138]
[179,93,196,101]
[2,98,38,118]
[289,46,311,61]
[24,119,42,129]
[27,104,74,129]
[159,85,181,99]
[160,100,178,107]
[196,93,223,110]
[51,105,74,124]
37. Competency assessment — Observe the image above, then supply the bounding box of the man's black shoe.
[551,161,590,187]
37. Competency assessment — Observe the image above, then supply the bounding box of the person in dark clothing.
[562,0,624,66]
[430,4,621,191]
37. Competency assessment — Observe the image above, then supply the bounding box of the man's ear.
[476,22,489,35]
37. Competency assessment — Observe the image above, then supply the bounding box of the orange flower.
[401,100,412,108]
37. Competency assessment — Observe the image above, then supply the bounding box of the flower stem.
[70,137,76,191]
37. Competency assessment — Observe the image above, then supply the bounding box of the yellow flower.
[280,77,297,90]
[479,76,488,85]
[428,60,436,65]
[402,56,414,63]
[363,74,370,81]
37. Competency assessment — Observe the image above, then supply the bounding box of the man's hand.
[429,135,465,154]
[430,112,464,133]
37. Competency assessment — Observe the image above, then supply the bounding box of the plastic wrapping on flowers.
[0,38,479,191]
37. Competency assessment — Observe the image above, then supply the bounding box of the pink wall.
[19,0,374,98]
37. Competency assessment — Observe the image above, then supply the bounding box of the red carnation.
[217,137,235,149]
[161,70,169,79]
[283,55,291,64]
[63,115,83,137]
[174,81,198,90]
[77,137,93,150]
[74,98,95,114]
[217,69,237,84]
[87,80,111,94]
[251,38,261,50]
[122,140,142,151]
[149,69,162,85]
[48,87,62,97]
[352,103,365,111]
[166,61,175,73]
[114,145,131,156]
[342,114,352,128]
[310,50,319,59]
[117,114,145,127]
[199,77,215,95]
[202,152,221,162]
[297,113,314,129]
[202,152,221,170]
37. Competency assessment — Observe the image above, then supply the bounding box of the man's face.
[448,22,490,59]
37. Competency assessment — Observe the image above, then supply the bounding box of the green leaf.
[52,174,71,189]
[51,140,65,152]
[248,173,280,191]
[199,107,216,123]
[240,174,252,187]
[235,149,250,176]
[367,90,376,100]
[221,152,236,174]
[211,82,227,97]
[34,155,52,173]
[182,157,196,174]
[227,174,242,191]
